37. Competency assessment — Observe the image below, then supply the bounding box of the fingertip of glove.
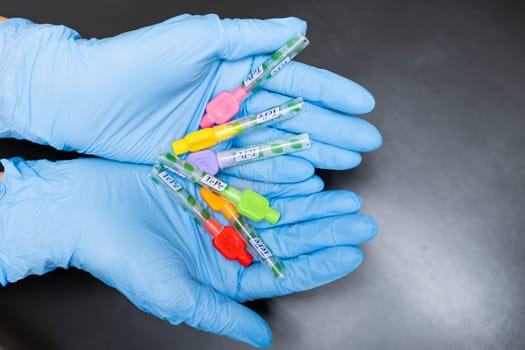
[299,160,316,179]
[353,249,364,268]
[308,175,325,193]
[250,323,273,348]
[349,118,382,152]
[356,215,379,242]
[341,151,363,170]
[366,216,379,240]
[240,313,272,348]
[341,246,364,271]
[363,122,383,152]
[344,80,375,114]
[275,16,307,34]
[275,157,315,183]
[361,88,376,113]
[351,192,364,211]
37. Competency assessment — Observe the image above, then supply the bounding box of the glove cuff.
[0,158,13,286]
[0,18,38,139]
[0,158,77,285]
[0,154,6,285]
[0,159,5,286]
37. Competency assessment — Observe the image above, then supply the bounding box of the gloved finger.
[238,246,363,301]
[260,214,377,258]
[243,89,382,152]
[258,60,375,115]
[220,155,315,183]
[222,174,324,199]
[219,17,307,60]
[181,279,272,348]
[253,190,363,229]
[232,127,363,170]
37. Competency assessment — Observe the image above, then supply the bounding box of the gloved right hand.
[0,157,377,347]
[0,14,381,184]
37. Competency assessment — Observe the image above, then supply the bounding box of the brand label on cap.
[200,174,227,192]
[158,171,182,192]
[234,146,261,162]
[249,238,273,259]
[256,107,280,124]
[243,65,264,86]
[270,56,291,77]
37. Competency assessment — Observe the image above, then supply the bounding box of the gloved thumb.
[219,17,307,60]
[179,279,272,347]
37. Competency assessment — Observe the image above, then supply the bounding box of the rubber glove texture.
[0,157,377,347]
[0,15,381,184]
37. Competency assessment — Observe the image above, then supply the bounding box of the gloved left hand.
[0,15,381,182]
[0,157,377,347]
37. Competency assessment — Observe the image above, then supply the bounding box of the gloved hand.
[0,15,381,184]
[0,157,377,347]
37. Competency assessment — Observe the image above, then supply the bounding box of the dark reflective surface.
[1,1,524,349]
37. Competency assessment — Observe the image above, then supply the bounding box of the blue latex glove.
[0,157,377,347]
[0,15,381,184]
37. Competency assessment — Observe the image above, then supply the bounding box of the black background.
[1,1,524,349]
